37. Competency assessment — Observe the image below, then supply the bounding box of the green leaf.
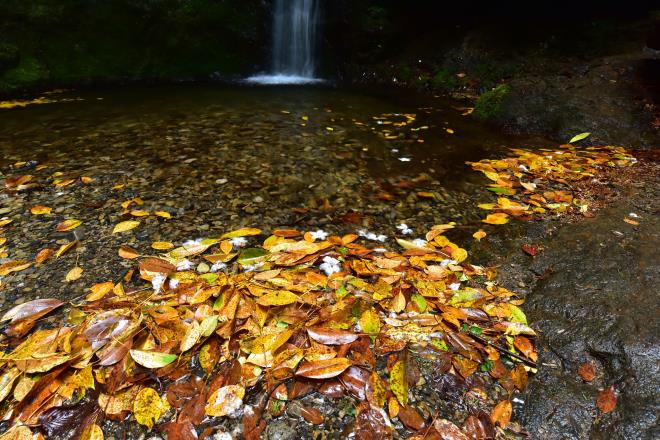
[508,304,528,324]
[237,248,270,265]
[129,349,177,369]
[200,316,218,337]
[411,293,427,312]
[569,132,591,143]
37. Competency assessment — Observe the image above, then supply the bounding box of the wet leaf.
[154,211,172,219]
[87,282,115,301]
[0,260,32,276]
[35,248,55,264]
[56,219,82,232]
[134,387,166,430]
[151,241,174,251]
[521,244,539,256]
[112,220,140,234]
[482,213,509,225]
[55,240,78,258]
[256,290,299,306]
[359,309,381,335]
[597,386,617,413]
[307,327,358,345]
[205,385,245,417]
[390,359,408,406]
[1,298,64,323]
[299,406,324,424]
[490,400,512,428]
[221,228,261,239]
[30,205,52,215]
[398,405,426,431]
[129,350,177,369]
[295,358,351,379]
[118,245,140,259]
[65,266,83,282]
[79,424,104,440]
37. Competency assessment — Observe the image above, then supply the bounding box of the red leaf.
[597,386,617,413]
[521,244,539,256]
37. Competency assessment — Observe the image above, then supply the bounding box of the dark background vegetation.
[0,0,658,145]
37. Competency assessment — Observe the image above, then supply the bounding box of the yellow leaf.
[79,424,103,440]
[134,387,166,430]
[482,213,509,225]
[130,210,150,217]
[220,228,262,239]
[359,309,381,335]
[473,230,487,241]
[154,211,171,219]
[129,350,177,369]
[180,321,201,352]
[35,248,54,264]
[112,220,140,234]
[55,240,78,257]
[65,266,83,282]
[390,359,408,406]
[151,241,174,251]
[569,132,590,143]
[30,205,52,215]
[451,248,468,263]
[87,281,114,301]
[256,290,299,306]
[56,219,82,232]
[0,219,13,227]
[205,385,245,417]
[80,176,94,184]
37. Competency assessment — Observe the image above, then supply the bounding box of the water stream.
[247,0,322,84]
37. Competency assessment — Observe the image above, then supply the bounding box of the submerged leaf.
[112,220,140,234]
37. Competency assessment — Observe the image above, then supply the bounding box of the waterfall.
[247,0,322,84]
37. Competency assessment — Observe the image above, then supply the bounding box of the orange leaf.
[56,219,82,232]
[490,400,512,428]
[597,386,617,413]
[295,358,351,379]
[578,362,596,382]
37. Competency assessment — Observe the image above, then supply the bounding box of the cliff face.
[0,0,269,94]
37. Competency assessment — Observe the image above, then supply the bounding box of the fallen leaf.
[307,327,358,345]
[295,358,351,379]
[256,290,299,306]
[112,220,140,234]
[79,424,104,440]
[482,213,509,225]
[597,386,617,413]
[221,228,261,239]
[130,350,177,369]
[134,387,166,430]
[35,248,55,264]
[30,205,52,215]
[299,406,324,424]
[118,245,140,259]
[152,241,174,251]
[490,400,512,428]
[359,309,381,335]
[578,362,596,382]
[56,219,82,232]
[1,298,63,323]
[205,385,245,417]
[154,211,171,219]
[521,244,539,256]
[65,267,83,282]
[390,359,408,406]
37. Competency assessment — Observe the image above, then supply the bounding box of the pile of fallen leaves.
[468,145,636,225]
[0,225,536,439]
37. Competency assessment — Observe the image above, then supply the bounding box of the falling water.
[247,0,322,85]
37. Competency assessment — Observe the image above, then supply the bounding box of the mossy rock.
[473,84,511,120]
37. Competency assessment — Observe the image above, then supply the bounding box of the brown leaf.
[596,386,617,413]
[398,405,426,431]
[354,402,392,440]
[35,248,55,264]
[307,327,358,345]
[299,406,324,424]
[118,245,140,260]
[1,298,64,323]
[464,412,495,439]
[432,419,468,440]
[521,244,539,256]
[295,358,351,379]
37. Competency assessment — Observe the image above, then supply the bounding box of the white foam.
[244,74,324,85]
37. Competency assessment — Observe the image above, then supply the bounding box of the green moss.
[3,57,48,86]
[473,84,511,120]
